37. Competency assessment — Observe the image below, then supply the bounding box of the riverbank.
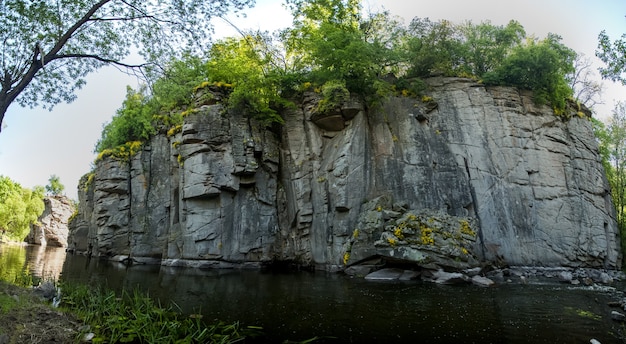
[0,279,262,344]
[0,280,82,343]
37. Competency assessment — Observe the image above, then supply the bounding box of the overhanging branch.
[51,53,149,70]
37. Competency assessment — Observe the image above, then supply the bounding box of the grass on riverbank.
[61,283,262,343]
[0,278,262,343]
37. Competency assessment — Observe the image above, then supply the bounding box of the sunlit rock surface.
[68,77,621,270]
[27,196,74,247]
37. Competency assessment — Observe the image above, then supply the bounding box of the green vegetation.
[0,0,255,133]
[95,0,580,163]
[95,87,155,154]
[483,34,576,111]
[61,283,261,343]
[0,176,44,242]
[45,174,65,196]
[597,29,626,85]
[593,104,626,264]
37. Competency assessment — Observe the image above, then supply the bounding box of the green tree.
[405,18,465,78]
[483,34,576,111]
[0,0,254,133]
[458,20,526,76]
[597,29,626,84]
[593,103,626,261]
[45,174,64,196]
[149,54,211,114]
[0,176,44,241]
[284,0,395,101]
[205,34,286,125]
[95,86,154,152]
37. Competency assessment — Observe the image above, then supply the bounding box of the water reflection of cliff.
[0,244,67,283]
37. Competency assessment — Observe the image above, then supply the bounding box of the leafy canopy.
[95,0,581,156]
[45,174,65,196]
[592,102,626,264]
[0,0,254,132]
[95,86,155,153]
[483,34,576,111]
[597,30,626,85]
[0,176,44,241]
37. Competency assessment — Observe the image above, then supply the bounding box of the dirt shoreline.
[0,281,84,344]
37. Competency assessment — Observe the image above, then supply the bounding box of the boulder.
[611,311,626,322]
[364,268,405,281]
[471,275,495,287]
[431,270,470,285]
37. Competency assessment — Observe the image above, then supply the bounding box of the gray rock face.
[68,78,621,270]
[27,196,74,247]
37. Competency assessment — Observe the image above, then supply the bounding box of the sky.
[0,0,625,200]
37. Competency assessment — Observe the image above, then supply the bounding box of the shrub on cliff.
[204,34,286,125]
[482,34,576,111]
[95,86,154,153]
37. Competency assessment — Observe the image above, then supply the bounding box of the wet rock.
[557,271,573,283]
[364,268,405,281]
[611,311,626,322]
[399,270,421,281]
[344,265,375,277]
[600,272,613,284]
[431,270,469,285]
[463,267,482,277]
[471,275,495,287]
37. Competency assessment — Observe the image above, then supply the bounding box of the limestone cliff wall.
[27,195,74,247]
[69,77,621,270]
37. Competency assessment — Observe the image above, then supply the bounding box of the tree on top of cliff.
[482,34,576,111]
[0,0,254,134]
[45,174,65,196]
[282,0,406,103]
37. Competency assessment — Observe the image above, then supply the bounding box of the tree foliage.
[45,174,65,196]
[95,0,582,156]
[205,34,286,124]
[0,176,44,241]
[597,29,626,85]
[483,34,576,111]
[0,0,254,132]
[95,86,154,153]
[592,103,626,262]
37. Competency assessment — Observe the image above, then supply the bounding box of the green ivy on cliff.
[94,0,580,156]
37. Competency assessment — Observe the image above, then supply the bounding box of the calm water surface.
[1,244,625,343]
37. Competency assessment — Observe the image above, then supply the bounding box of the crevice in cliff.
[464,157,486,260]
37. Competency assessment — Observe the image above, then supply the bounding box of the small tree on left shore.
[0,176,44,241]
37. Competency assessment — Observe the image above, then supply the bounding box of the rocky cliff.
[68,77,621,271]
[27,195,74,247]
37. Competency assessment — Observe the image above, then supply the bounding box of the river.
[1,244,625,343]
